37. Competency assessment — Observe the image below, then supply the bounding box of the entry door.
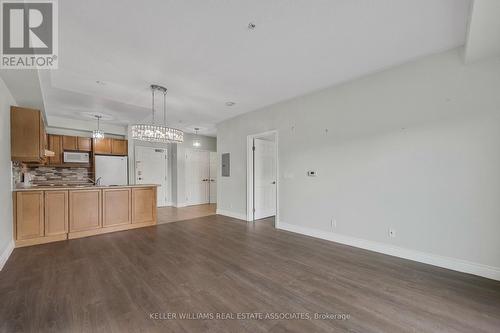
[185,150,210,206]
[135,146,168,207]
[209,152,217,203]
[254,138,276,219]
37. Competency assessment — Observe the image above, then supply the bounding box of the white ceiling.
[39,0,472,136]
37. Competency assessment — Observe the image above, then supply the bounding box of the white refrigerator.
[94,156,128,186]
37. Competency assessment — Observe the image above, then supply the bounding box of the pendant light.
[192,128,201,147]
[131,85,184,143]
[92,115,104,139]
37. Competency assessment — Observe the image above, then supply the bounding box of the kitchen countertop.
[13,184,160,192]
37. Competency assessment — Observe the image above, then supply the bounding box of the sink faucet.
[84,177,102,186]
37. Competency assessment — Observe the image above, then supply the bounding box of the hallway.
[157,204,216,224]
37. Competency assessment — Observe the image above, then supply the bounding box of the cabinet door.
[62,136,77,151]
[69,190,102,232]
[93,138,112,154]
[48,135,63,165]
[11,107,42,162]
[16,191,44,240]
[132,187,156,224]
[103,189,131,227]
[111,139,128,156]
[77,137,92,152]
[45,191,68,236]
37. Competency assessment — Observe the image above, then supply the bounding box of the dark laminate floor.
[1,215,500,333]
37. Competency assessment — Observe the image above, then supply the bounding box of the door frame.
[246,130,279,226]
[134,145,169,206]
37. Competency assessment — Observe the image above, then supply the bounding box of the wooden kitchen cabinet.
[62,136,78,151]
[132,187,156,224]
[93,138,112,154]
[69,190,102,232]
[11,106,47,162]
[48,135,63,165]
[14,185,157,246]
[103,188,131,227]
[77,137,92,151]
[94,138,128,155]
[44,191,68,236]
[111,139,128,155]
[15,191,44,240]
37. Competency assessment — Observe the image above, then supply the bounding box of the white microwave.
[63,152,90,163]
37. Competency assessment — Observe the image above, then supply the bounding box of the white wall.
[216,48,500,278]
[0,77,16,270]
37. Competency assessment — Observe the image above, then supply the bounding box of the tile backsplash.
[13,162,93,187]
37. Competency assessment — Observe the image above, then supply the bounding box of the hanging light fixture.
[192,127,201,147]
[131,85,184,143]
[92,115,104,139]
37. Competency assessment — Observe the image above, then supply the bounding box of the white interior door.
[209,152,217,204]
[135,146,168,207]
[185,150,210,206]
[254,138,276,219]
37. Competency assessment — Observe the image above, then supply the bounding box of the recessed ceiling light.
[225,101,236,106]
[248,22,256,30]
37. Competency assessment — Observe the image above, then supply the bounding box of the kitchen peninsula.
[13,184,158,247]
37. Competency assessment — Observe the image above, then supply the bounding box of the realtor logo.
[1,0,58,68]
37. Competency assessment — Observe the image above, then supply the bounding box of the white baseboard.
[216,209,247,221]
[174,203,188,208]
[278,222,500,281]
[0,240,15,271]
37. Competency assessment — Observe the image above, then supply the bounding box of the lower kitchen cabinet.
[103,188,131,227]
[15,191,44,240]
[69,190,102,232]
[132,187,156,224]
[14,186,157,247]
[44,191,68,236]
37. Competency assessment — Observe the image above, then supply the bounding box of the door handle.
[272,181,276,184]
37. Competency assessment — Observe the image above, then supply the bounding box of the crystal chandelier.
[131,85,184,143]
[92,115,104,139]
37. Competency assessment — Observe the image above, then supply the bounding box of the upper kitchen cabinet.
[62,136,92,152]
[94,138,128,156]
[78,137,92,151]
[93,138,112,154]
[48,135,63,165]
[11,106,50,162]
[62,136,77,150]
[111,139,128,156]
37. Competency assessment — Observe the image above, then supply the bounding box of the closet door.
[185,150,210,206]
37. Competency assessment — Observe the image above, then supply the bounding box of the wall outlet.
[388,228,396,238]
